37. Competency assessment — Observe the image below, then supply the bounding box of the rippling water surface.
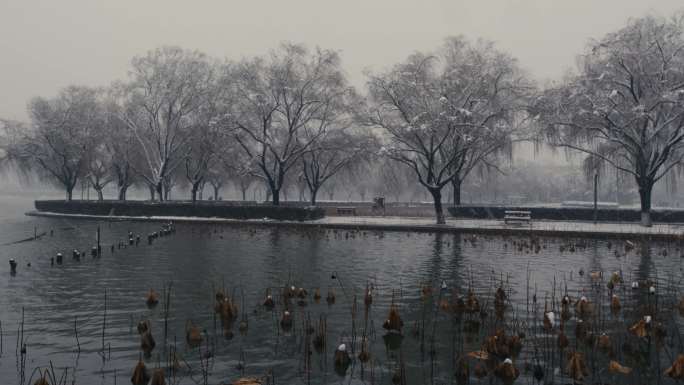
[0,195,683,384]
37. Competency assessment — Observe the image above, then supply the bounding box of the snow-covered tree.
[534,14,684,226]
[301,125,377,205]
[367,37,532,223]
[219,43,356,205]
[5,86,102,200]
[115,46,213,201]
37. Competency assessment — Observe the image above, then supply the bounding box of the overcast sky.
[1,0,682,122]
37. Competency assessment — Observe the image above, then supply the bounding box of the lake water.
[0,195,683,384]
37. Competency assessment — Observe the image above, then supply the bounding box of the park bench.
[336,207,357,216]
[504,210,532,224]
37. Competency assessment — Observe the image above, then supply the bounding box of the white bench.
[504,210,531,224]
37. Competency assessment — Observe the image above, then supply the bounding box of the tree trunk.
[118,184,128,201]
[272,188,280,205]
[156,183,164,202]
[310,187,319,206]
[149,185,156,201]
[452,178,462,206]
[66,187,73,201]
[241,188,247,201]
[638,179,654,227]
[191,185,198,202]
[95,188,104,201]
[214,185,220,200]
[429,187,445,225]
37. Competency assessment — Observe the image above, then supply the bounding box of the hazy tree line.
[2,13,684,226]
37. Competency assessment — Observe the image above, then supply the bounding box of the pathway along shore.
[26,210,684,241]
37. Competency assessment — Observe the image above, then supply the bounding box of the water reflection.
[0,220,683,384]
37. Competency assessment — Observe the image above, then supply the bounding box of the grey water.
[0,194,683,384]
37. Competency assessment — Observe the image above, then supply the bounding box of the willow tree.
[301,117,377,205]
[3,86,102,200]
[115,46,213,201]
[185,94,224,202]
[221,43,355,205]
[367,37,531,223]
[534,14,684,226]
[102,99,138,200]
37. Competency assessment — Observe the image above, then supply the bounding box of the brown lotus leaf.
[560,305,571,322]
[507,334,523,357]
[334,346,350,367]
[313,288,321,302]
[218,297,238,322]
[280,311,293,329]
[326,288,336,304]
[495,287,506,302]
[358,348,370,363]
[186,321,202,347]
[561,295,571,306]
[608,360,632,375]
[33,370,49,385]
[610,295,621,314]
[484,329,509,357]
[467,350,490,360]
[678,297,684,317]
[421,285,432,301]
[566,351,588,381]
[439,298,450,312]
[141,329,156,355]
[232,378,263,385]
[262,290,275,308]
[150,368,166,385]
[215,289,225,303]
[666,355,684,379]
[137,319,151,335]
[575,297,593,318]
[465,290,480,314]
[629,318,649,338]
[597,334,612,355]
[383,304,403,332]
[131,360,150,385]
[146,289,159,307]
[494,359,519,385]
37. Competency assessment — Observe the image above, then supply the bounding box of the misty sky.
[1,0,682,122]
